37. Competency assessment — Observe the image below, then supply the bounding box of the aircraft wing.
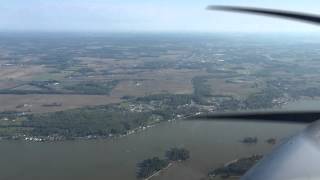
[242,120,320,180]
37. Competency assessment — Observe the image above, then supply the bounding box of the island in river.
[208,154,263,179]
[137,148,190,179]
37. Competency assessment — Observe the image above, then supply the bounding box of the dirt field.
[110,69,206,97]
[206,78,261,99]
[0,81,18,89]
[0,94,122,113]
[0,65,46,80]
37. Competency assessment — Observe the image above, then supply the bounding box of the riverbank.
[145,163,173,180]
[208,154,263,179]
[0,119,178,143]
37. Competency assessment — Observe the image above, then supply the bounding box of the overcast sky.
[1,0,320,33]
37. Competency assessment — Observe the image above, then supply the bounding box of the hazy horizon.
[1,0,320,33]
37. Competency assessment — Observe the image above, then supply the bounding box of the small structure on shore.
[266,138,277,145]
[241,137,258,144]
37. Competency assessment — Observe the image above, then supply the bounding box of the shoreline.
[144,162,173,180]
[1,96,312,143]
[0,119,179,143]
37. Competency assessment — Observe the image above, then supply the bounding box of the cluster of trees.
[165,148,190,161]
[243,88,282,109]
[209,155,263,178]
[29,80,59,90]
[216,97,242,111]
[136,94,198,119]
[192,76,212,104]
[136,61,174,70]
[297,87,320,98]
[241,137,258,144]
[136,148,190,179]
[0,111,21,119]
[39,53,77,70]
[137,94,193,107]
[0,89,63,95]
[23,106,153,137]
[191,75,299,110]
[63,80,119,95]
[76,67,95,75]
[136,157,169,179]
[0,80,118,95]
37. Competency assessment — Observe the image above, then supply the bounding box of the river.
[2,99,318,180]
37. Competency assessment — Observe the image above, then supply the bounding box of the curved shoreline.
[144,163,173,180]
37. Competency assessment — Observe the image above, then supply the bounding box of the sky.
[1,0,320,33]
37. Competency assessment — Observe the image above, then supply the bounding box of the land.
[207,154,263,179]
[0,33,320,141]
[137,148,190,179]
[240,137,258,144]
